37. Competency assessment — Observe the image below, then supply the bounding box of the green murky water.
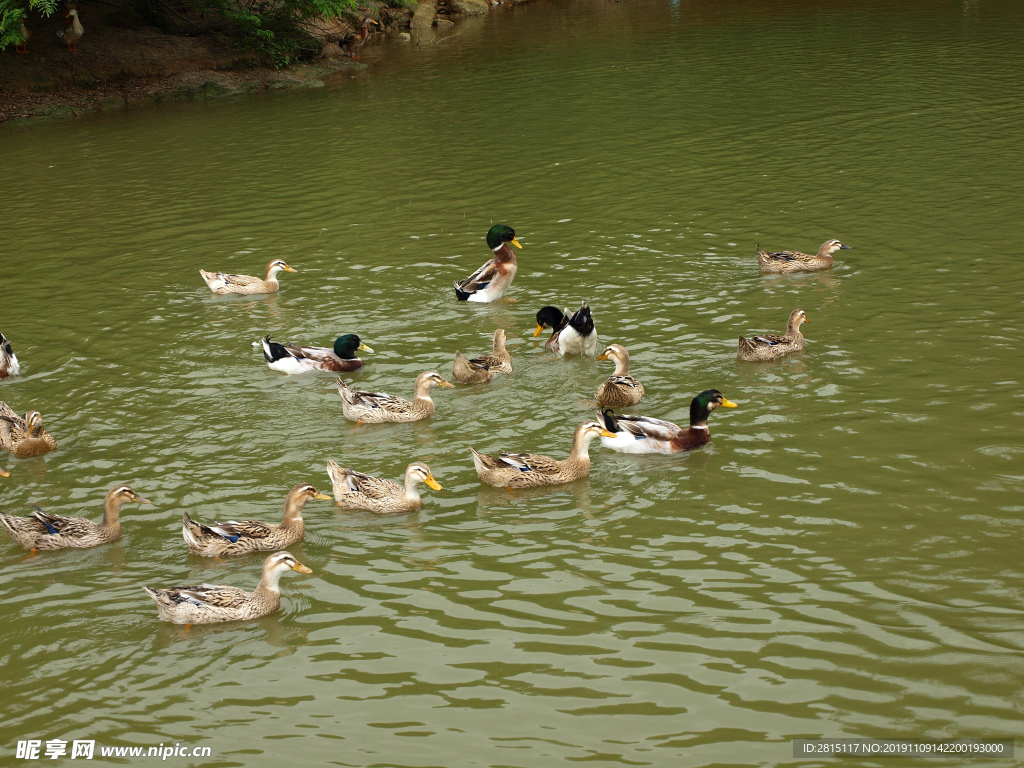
[2,0,1024,765]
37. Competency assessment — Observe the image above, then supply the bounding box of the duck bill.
[357,343,374,353]
[839,244,852,250]
[802,317,810,324]
[283,265,299,273]
[425,476,443,491]
[314,492,332,501]
[720,399,738,408]
[135,497,152,504]
[532,324,545,337]
[0,467,9,478]
[292,563,313,574]
[437,379,455,389]
[510,238,523,249]
[595,353,608,361]
[600,429,617,438]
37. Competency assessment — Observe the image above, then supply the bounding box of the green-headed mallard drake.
[182,483,330,557]
[339,17,378,59]
[0,403,57,457]
[143,551,312,625]
[597,390,736,454]
[534,301,599,356]
[454,225,522,303]
[595,343,644,407]
[200,259,297,295]
[0,485,149,551]
[757,240,850,273]
[58,9,83,51]
[0,332,20,379]
[338,371,454,424]
[470,421,613,488]
[452,328,512,384]
[737,309,808,362]
[256,333,373,374]
[328,460,441,514]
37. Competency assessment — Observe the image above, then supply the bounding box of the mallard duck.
[16,18,30,53]
[338,371,454,424]
[255,334,373,374]
[0,404,57,457]
[757,240,850,273]
[57,9,83,51]
[182,483,330,557]
[470,421,614,488]
[143,551,312,625]
[200,259,297,295]
[328,460,441,514]
[452,328,512,384]
[595,344,644,407]
[737,309,808,361]
[0,332,20,379]
[597,390,737,454]
[339,17,378,59]
[454,225,522,303]
[0,485,149,551]
[534,301,599,356]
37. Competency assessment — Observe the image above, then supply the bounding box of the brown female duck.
[757,240,850,273]
[595,343,644,407]
[470,421,613,488]
[0,403,57,457]
[452,329,512,384]
[0,485,149,551]
[182,483,331,557]
[737,309,808,361]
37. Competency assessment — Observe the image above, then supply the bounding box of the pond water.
[2,0,1023,765]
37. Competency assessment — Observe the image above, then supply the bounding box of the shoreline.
[0,0,504,125]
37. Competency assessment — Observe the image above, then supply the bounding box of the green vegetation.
[1,0,395,66]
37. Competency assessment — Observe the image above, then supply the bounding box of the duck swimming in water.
[454,225,522,303]
[757,240,850,273]
[597,390,737,454]
[534,301,599,356]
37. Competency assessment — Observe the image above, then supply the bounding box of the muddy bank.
[0,0,500,124]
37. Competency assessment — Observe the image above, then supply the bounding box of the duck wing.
[31,507,96,537]
[454,258,498,299]
[498,452,561,475]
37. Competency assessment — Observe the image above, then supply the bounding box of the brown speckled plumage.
[0,403,57,457]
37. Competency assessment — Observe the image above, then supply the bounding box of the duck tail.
[596,407,618,433]
[453,281,471,301]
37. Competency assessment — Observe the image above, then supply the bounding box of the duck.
[0,404,57,457]
[0,485,149,552]
[0,332,20,379]
[57,9,83,51]
[143,551,312,625]
[339,17,378,59]
[596,390,737,454]
[757,240,850,273]
[200,259,297,295]
[255,334,373,374]
[533,301,599,356]
[338,371,454,424]
[469,421,614,488]
[595,343,644,407]
[454,224,522,302]
[328,460,442,514]
[16,18,30,53]
[181,483,331,557]
[737,309,808,362]
[452,328,512,384]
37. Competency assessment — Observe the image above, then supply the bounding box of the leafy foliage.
[1,0,59,50]
[1,0,370,66]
